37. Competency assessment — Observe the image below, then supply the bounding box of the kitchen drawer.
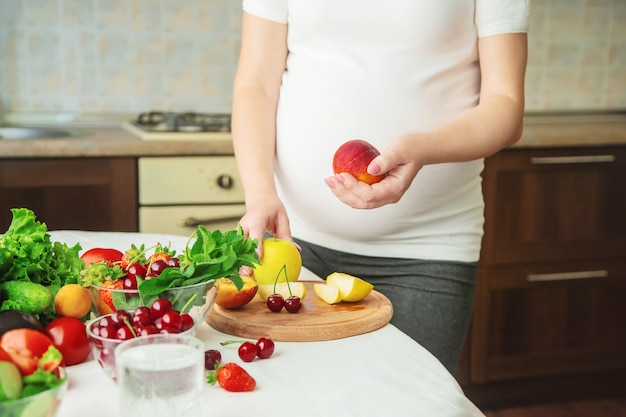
[480,146,626,265]
[138,156,244,205]
[471,260,626,382]
[139,205,246,236]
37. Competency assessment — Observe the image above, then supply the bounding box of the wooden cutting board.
[206,281,393,341]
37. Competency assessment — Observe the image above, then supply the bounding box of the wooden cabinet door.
[471,146,626,383]
[471,261,626,382]
[480,147,626,265]
[0,158,138,232]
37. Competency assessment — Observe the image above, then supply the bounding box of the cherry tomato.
[0,328,56,375]
[80,247,124,267]
[45,317,91,366]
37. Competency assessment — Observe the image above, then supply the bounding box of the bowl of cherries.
[85,298,197,380]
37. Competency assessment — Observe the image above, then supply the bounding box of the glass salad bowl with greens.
[82,225,259,327]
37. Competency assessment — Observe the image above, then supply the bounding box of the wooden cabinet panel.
[481,147,626,265]
[471,261,626,382]
[0,158,138,232]
[468,145,626,389]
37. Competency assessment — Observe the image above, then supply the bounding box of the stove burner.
[135,111,231,133]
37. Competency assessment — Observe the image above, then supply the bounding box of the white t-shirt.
[241,0,529,262]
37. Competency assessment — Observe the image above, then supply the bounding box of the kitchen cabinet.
[460,145,626,407]
[0,158,137,232]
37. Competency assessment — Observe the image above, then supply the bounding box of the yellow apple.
[326,272,374,302]
[215,276,259,309]
[252,238,302,286]
[313,283,342,305]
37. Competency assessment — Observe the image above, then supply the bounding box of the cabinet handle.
[526,270,608,282]
[180,215,242,228]
[216,174,234,189]
[530,155,615,164]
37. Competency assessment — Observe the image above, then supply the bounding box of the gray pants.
[294,238,476,375]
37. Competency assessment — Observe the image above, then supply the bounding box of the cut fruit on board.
[313,283,342,305]
[207,281,393,342]
[326,272,374,302]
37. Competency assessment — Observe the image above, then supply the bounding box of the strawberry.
[207,362,256,392]
[147,244,175,267]
[120,244,146,269]
[97,280,124,315]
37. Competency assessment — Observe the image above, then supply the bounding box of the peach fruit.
[332,139,385,185]
[215,276,259,309]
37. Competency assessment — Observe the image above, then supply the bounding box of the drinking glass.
[115,334,205,417]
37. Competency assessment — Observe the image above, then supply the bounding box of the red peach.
[332,139,386,185]
[215,276,259,309]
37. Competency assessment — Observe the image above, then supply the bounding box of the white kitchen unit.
[138,155,246,236]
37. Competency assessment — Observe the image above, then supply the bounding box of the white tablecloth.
[49,230,485,417]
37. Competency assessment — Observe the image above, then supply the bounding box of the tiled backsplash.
[0,0,624,115]
[526,0,626,111]
[0,0,242,114]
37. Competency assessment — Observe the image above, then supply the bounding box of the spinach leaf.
[138,225,259,296]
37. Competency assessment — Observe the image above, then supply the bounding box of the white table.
[50,230,485,417]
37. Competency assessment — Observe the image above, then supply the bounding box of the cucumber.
[0,360,23,401]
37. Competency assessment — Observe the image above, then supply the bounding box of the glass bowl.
[88,280,218,326]
[0,367,67,417]
[86,311,198,380]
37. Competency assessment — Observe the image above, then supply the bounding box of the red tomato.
[0,328,56,375]
[45,317,91,366]
[80,247,123,267]
[0,345,12,362]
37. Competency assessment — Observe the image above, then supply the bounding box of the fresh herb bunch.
[139,224,259,296]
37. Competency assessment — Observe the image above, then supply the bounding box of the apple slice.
[326,272,373,302]
[313,283,342,305]
[257,282,307,300]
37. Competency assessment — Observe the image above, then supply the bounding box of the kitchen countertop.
[513,112,626,149]
[1,112,625,159]
[0,126,234,158]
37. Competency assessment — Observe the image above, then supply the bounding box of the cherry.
[284,296,302,313]
[180,313,194,331]
[97,316,115,328]
[97,323,117,339]
[160,310,182,331]
[127,262,147,279]
[204,349,222,370]
[122,275,138,290]
[167,258,180,268]
[116,326,135,340]
[110,310,132,327]
[238,342,258,362]
[132,312,152,327]
[149,260,169,277]
[150,298,173,319]
[137,325,159,336]
[266,294,285,312]
[255,337,275,359]
[134,306,152,319]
